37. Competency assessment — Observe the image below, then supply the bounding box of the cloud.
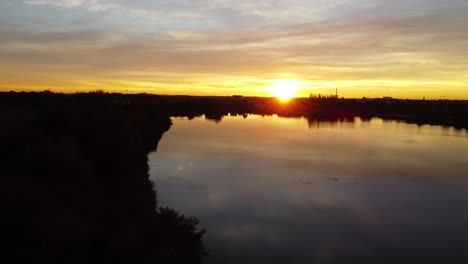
[0,0,466,97]
[24,0,91,8]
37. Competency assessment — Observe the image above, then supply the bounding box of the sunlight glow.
[271,80,302,101]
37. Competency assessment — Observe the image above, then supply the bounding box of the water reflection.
[149,115,468,264]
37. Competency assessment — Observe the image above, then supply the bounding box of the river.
[149,114,468,264]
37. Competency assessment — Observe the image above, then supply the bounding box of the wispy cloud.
[24,0,94,8]
[0,0,467,98]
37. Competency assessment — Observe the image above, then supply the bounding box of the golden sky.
[1,0,468,99]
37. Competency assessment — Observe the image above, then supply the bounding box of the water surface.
[149,115,468,264]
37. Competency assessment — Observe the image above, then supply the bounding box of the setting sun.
[271,80,302,101]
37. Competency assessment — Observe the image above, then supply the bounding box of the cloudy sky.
[1,0,468,98]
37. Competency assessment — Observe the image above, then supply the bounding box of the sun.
[271,80,301,101]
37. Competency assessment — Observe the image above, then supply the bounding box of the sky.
[1,0,468,99]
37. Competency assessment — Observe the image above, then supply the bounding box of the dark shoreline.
[1,93,206,263]
[2,91,467,130]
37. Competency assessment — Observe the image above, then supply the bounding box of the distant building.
[232,95,243,98]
